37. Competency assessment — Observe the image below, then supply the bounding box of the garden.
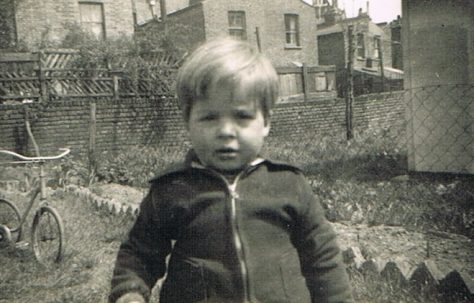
[1,24,473,303]
[1,126,473,303]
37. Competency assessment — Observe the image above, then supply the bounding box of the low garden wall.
[0,91,404,156]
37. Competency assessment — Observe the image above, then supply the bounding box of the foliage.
[0,191,134,303]
[59,22,186,70]
[84,125,473,238]
[0,124,473,303]
[1,186,471,302]
[95,146,186,187]
[54,22,188,97]
[48,156,95,188]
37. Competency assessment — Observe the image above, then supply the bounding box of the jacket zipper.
[192,161,261,302]
[226,173,251,303]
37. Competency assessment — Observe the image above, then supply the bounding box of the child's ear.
[263,122,271,137]
[263,113,271,137]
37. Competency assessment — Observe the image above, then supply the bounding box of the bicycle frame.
[0,114,70,233]
[0,108,71,264]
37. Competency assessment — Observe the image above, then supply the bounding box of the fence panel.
[406,84,473,174]
[41,49,78,70]
[276,65,337,102]
[0,49,183,102]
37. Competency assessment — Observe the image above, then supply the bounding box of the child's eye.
[236,111,255,120]
[199,114,217,121]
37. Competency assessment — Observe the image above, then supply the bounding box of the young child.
[109,38,353,303]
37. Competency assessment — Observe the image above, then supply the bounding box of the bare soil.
[95,184,474,277]
[1,181,473,303]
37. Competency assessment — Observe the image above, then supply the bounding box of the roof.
[316,23,345,35]
[354,66,404,79]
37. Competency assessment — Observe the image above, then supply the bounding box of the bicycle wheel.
[31,206,65,265]
[0,198,22,247]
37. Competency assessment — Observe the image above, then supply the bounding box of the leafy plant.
[48,156,95,188]
[95,146,186,187]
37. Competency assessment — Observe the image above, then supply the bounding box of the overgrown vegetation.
[85,127,474,238]
[58,22,187,70]
[1,127,473,302]
[4,22,188,98]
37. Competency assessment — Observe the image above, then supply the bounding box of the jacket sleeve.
[109,185,172,303]
[294,174,354,303]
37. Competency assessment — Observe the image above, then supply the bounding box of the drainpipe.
[160,0,167,33]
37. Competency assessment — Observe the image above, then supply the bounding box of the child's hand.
[115,292,145,303]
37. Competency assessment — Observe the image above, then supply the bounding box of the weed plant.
[74,126,472,238]
[2,127,472,302]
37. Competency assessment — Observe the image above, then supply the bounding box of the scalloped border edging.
[343,246,474,299]
[59,185,473,300]
[62,184,139,217]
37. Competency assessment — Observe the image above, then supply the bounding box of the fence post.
[345,25,354,140]
[376,35,385,92]
[111,71,120,101]
[89,101,97,179]
[37,51,49,102]
[302,63,309,102]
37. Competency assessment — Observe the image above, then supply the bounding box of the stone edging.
[63,184,139,217]
[62,184,474,300]
[343,246,473,299]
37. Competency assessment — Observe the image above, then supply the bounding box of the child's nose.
[217,120,237,139]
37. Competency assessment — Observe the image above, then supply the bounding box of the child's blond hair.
[176,37,279,122]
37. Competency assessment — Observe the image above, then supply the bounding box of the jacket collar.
[150,149,300,182]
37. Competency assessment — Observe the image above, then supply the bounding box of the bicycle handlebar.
[0,148,71,162]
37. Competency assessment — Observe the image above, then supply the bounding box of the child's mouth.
[215,148,238,158]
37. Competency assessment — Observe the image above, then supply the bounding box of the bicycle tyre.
[31,205,65,265]
[0,198,22,246]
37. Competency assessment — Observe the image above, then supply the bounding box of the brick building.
[2,0,135,49]
[316,3,397,95]
[138,0,320,67]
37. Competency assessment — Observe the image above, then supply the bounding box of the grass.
[0,190,134,303]
[1,127,473,302]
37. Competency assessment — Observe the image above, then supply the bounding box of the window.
[79,2,105,40]
[373,36,380,59]
[284,14,300,47]
[356,33,365,58]
[228,11,246,40]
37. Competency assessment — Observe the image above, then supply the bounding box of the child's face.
[187,83,270,172]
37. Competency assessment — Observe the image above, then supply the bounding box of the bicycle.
[0,112,70,266]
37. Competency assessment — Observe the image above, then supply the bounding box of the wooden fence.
[0,50,336,103]
[276,64,336,102]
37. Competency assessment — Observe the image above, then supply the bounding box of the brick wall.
[0,92,404,157]
[271,91,404,137]
[139,4,206,52]
[14,0,134,48]
[165,0,319,66]
[203,0,319,66]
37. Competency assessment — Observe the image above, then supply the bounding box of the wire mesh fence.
[407,84,473,174]
[263,84,473,238]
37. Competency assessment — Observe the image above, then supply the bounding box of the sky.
[335,0,401,23]
[304,0,401,23]
[167,1,402,24]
